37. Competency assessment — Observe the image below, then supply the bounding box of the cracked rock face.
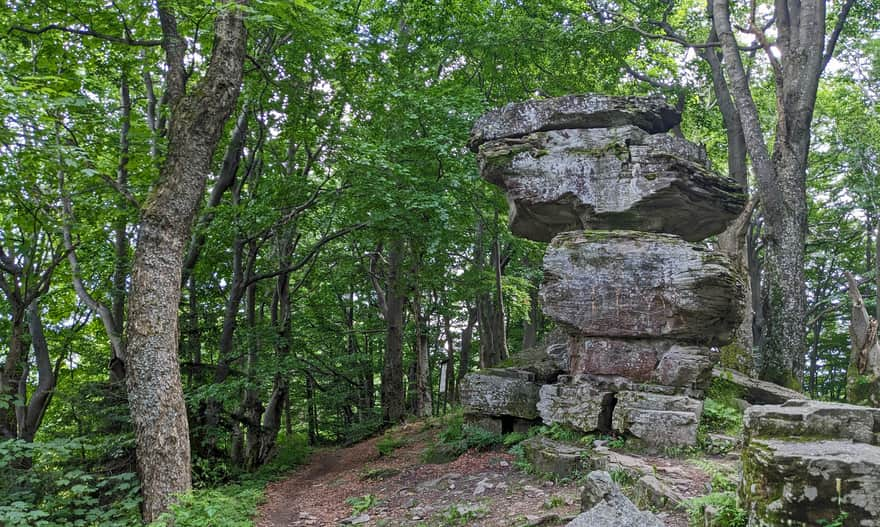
[568,337,714,389]
[478,126,745,242]
[741,400,880,526]
[468,94,680,151]
[459,370,541,420]
[540,231,745,345]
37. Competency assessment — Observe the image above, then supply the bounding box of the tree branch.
[9,24,162,46]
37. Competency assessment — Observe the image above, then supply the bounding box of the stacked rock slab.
[465,94,745,448]
[741,400,880,526]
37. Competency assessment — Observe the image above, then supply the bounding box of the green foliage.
[542,495,566,510]
[683,491,747,527]
[818,512,850,527]
[701,399,744,435]
[0,437,141,527]
[345,494,379,514]
[433,504,487,526]
[376,434,407,457]
[609,468,637,488]
[534,423,583,443]
[149,434,308,527]
[422,415,504,464]
[502,431,528,447]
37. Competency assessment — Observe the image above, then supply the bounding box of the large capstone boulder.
[478,126,745,242]
[741,399,880,526]
[567,471,665,527]
[541,231,744,345]
[569,337,714,389]
[459,369,540,420]
[468,94,680,151]
[741,439,880,526]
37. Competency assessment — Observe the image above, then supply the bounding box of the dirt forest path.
[255,421,700,527]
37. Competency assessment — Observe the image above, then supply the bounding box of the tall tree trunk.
[457,308,477,398]
[443,312,456,406]
[412,288,432,417]
[845,271,880,406]
[373,243,406,425]
[703,24,755,373]
[521,285,541,351]
[712,0,847,389]
[476,218,507,368]
[125,2,247,520]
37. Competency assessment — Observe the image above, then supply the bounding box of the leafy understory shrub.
[345,493,379,514]
[376,434,407,457]
[149,433,309,527]
[422,414,504,463]
[683,491,747,527]
[0,436,141,527]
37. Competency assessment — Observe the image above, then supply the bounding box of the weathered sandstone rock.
[479,126,745,242]
[741,439,880,526]
[713,367,807,405]
[741,399,880,526]
[568,471,665,527]
[468,94,680,151]
[538,377,702,447]
[541,231,744,345]
[744,399,880,445]
[568,337,714,388]
[520,436,587,477]
[460,369,541,420]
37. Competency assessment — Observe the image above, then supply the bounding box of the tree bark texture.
[845,271,880,406]
[712,0,849,388]
[124,2,247,520]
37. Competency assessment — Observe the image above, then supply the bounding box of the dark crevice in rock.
[598,392,617,434]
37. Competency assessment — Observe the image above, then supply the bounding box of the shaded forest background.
[0,0,879,524]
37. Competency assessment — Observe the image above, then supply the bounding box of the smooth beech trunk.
[125,2,247,520]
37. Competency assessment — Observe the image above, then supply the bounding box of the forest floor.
[255,420,725,527]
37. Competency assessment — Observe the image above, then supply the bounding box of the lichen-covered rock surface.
[741,399,880,526]
[567,470,665,527]
[568,337,714,389]
[468,94,680,151]
[459,369,541,420]
[541,231,744,345]
[741,439,880,526]
[520,436,587,477]
[478,126,745,242]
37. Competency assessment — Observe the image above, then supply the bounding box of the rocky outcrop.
[541,231,744,345]
[741,400,880,526]
[464,94,746,450]
[479,126,745,242]
[566,471,664,527]
[468,94,680,151]
[537,376,703,447]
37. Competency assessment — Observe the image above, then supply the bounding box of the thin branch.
[822,0,856,69]
[9,24,162,46]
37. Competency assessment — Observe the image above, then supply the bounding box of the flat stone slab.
[541,231,744,345]
[741,439,880,526]
[460,370,541,420]
[568,471,665,527]
[713,366,807,405]
[744,399,880,446]
[478,126,745,242]
[468,94,680,151]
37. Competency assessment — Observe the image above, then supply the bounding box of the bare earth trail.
[256,422,706,527]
